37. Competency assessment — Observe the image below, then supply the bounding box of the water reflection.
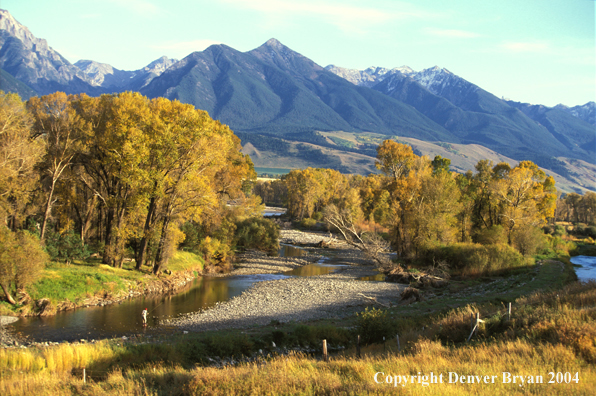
[279,244,305,257]
[285,262,345,276]
[9,245,355,342]
[358,273,386,281]
[10,273,288,342]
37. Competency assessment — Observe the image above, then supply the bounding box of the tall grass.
[2,282,595,395]
[1,341,594,395]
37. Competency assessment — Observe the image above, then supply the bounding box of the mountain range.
[0,8,594,192]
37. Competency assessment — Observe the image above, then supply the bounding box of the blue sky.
[3,0,595,107]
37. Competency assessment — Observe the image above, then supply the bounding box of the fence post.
[83,367,86,384]
[357,335,361,358]
[383,336,386,352]
[470,313,475,333]
[396,334,401,353]
[508,302,512,321]
[322,339,328,362]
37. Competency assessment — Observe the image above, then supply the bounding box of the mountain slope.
[1,9,593,190]
[0,66,37,98]
[556,102,595,125]
[327,64,595,165]
[0,9,177,95]
[0,9,102,95]
[142,39,455,141]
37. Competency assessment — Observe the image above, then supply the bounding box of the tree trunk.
[136,196,157,270]
[102,208,115,264]
[81,195,97,246]
[0,282,16,305]
[40,179,56,241]
[153,205,172,275]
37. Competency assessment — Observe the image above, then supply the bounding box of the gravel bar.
[170,230,404,332]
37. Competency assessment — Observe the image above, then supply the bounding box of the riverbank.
[0,251,205,319]
[2,280,595,396]
[0,317,19,346]
[170,230,400,331]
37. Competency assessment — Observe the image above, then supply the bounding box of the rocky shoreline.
[1,229,396,347]
[169,229,404,332]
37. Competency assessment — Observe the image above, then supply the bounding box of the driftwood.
[386,267,449,288]
[400,287,421,302]
[357,293,390,308]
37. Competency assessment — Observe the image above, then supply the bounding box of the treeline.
[255,140,565,260]
[556,192,596,225]
[0,91,258,282]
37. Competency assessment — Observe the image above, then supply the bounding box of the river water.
[570,255,596,282]
[9,244,344,342]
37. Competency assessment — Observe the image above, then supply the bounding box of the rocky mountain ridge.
[0,9,594,192]
[0,9,177,95]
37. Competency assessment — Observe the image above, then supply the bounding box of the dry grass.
[1,341,594,395]
[2,282,595,395]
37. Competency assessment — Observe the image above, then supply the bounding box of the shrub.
[548,236,577,256]
[553,225,567,237]
[198,237,232,268]
[234,217,279,255]
[0,228,48,305]
[420,242,527,277]
[512,226,547,256]
[474,225,507,245]
[299,218,317,229]
[355,307,394,344]
[44,228,89,264]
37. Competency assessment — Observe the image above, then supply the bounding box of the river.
[570,255,596,282]
[9,244,344,343]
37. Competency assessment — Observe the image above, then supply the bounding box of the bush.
[512,226,547,256]
[198,237,232,268]
[547,236,577,256]
[299,218,317,229]
[474,225,507,245]
[355,307,394,344]
[312,212,323,221]
[234,217,279,255]
[553,225,567,237]
[420,242,527,277]
[44,228,89,263]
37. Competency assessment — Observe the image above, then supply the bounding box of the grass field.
[0,251,204,317]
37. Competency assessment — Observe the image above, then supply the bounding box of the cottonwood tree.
[0,92,44,230]
[28,92,83,241]
[74,92,152,266]
[490,161,556,243]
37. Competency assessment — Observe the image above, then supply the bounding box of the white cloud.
[425,28,481,38]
